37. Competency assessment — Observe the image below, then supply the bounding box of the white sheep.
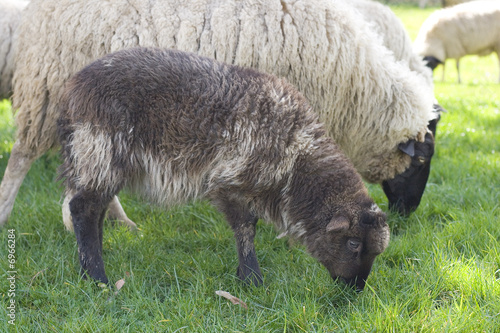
[414,0,500,83]
[0,0,27,99]
[1,0,437,229]
[348,0,435,89]
[442,0,475,7]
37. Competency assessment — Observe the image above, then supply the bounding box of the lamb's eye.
[417,156,426,164]
[348,239,361,251]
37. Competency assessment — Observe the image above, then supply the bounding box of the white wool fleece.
[12,0,435,183]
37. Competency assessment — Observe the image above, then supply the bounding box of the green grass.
[1,5,500,332]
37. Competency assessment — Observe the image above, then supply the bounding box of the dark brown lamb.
[57,47,389,290]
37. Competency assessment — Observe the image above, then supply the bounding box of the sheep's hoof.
[80,267,110,286]
[107,216,138,231]
[106,196,138,231]
[237,266,263,287]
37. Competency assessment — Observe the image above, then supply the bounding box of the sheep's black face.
[308,202,389,291]
[423,56,443,71]
[382,114,440,216]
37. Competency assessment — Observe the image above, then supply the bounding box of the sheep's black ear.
[423,56,443,70]
[398,140,415,157]
[433,103,446,114]
[326,216,349,233]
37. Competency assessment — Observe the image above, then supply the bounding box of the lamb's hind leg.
[0,140,38,226]
[216,198,263,286]
[107,196,137,230]
[69,190,113,284]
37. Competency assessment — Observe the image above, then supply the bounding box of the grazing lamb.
[0,0,28,99]
[58,47,390,290]
[414,0,500,83]
[1,0,436,230]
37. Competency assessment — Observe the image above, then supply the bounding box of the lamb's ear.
[326,216,349,233]
[398,140,415,157]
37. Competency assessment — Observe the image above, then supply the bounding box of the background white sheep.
[414,0,500,83]
[0,0,27,99]
[0,0,436,228]
[442,0,475,7]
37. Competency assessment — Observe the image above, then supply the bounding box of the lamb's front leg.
[69,190,112,284]
[216,199,263,286]
[63,194,137,231]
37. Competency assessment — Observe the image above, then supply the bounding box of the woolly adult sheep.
[0,0,27,99]
[414,0,500,83]
[58,47,390,290]
[1,0,436,229]
[347,0,443,204]
[348,0,434,87]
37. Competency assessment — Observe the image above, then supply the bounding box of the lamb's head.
[304,198,389,291]
[287,144,389,290]
[382,109,441,215]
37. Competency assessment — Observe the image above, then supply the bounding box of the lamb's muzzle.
[58,47,389,289]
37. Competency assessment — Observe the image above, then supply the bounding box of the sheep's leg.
[456,59,461,84]
[107,196,138,230]
[441,60,445,82]
[62,192,75,231]
[0,140,37,226]
[63,194,137,231]
[216,199,263,286]
[69,190,112,284]
[497,53,500,83]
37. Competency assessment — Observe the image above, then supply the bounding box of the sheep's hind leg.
[69,190,113,284]
[107,196,137,230]
[216,199,263,286]
[0,140,38,226]
[497,53,500,83]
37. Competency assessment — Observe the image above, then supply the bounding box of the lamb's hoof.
[107,216,138,231]
[80,267,109,286]
[237,267,263,287]
[107,196,138,231]
[121,218,138,231]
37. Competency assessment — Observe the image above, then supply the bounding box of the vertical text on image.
[7,229,16,325]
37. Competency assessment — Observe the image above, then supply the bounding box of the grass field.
[1,5,499,332]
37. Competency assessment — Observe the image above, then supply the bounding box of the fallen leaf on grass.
[215,290,248,309]
[115,279,125,291]
[99,278,126,300]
